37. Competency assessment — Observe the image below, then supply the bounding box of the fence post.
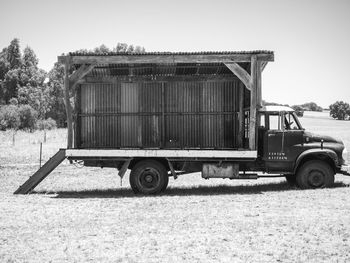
[12,130,16,146]
[39,142,42,168]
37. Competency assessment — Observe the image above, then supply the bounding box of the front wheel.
[296,160,334,189]
[129,160,168,195]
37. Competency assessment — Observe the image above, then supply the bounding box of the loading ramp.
[14,149,66,194]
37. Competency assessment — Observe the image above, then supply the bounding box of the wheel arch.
[294,149,338,175]
[128,157,170,171]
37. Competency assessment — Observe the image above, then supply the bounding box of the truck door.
[282,112,304,163]
[264,112,303,172]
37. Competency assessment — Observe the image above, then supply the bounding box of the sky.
[0,0,349,108]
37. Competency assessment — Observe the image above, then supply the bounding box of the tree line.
[0,38,145,131]
[263,100,350,120]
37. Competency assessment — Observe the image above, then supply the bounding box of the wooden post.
[64,59,73,149]
[238,82,244,148]
[65,63,95,149]
[257,61,262,109]
[249,55,258,150]
[75,86,80,148]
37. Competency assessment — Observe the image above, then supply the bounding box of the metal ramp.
[14,149,66,194]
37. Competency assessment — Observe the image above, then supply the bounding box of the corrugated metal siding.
[78,80,241,149]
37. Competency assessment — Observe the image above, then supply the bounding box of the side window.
[260,114,265,128]
[269,115,281,130]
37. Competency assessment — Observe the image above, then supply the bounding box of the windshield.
[284,112,302,130]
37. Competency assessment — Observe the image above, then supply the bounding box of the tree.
[1,39,23,103]
[17,67,50,119]
[18,104,38,130]
[46,62,66,127]
[93,44,110,53]
[7,38,22,69]
[127,45,134,53]
[113,43,145,53]
[301,102,323,112]
[114,43,128,52]
[2,68,21,103]
[0,48,9,80]
[23,46,39,69]
[7,45,51,119]
[134,46,145,53]
[329,101,350,120]
[0,104,20,130]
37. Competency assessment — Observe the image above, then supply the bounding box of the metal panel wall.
[78,79,240,149]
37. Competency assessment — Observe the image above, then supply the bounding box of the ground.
[1,112,350,262]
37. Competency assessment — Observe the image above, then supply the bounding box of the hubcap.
[139,168,160,190]
[307,170,325,187]
[145,174,153,183]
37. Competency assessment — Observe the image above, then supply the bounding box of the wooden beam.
[249,55,258,150]
[84,74,239,83]
[261,61,268,72]
[69,64,95,88]
[63,59,73,149]
[58,53,274,65]
[69,65,87,83]
[224,63,252,90]
[66,149,258,159]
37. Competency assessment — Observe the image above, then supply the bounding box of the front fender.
[294,149,339,174]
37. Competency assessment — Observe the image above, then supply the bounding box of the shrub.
[18,104,38,131]
[329,101,350,120]
[0,105,20,130]
[35,117,57,130]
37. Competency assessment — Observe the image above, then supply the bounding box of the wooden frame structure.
[58,51,273,151]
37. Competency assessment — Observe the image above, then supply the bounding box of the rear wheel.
[296,160,334,189]
[129,160,168,194]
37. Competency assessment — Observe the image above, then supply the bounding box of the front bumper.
[339,165,350,176]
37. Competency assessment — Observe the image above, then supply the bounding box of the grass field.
[1,112,350,262]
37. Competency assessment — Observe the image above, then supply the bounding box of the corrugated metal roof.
[68,50,273,56]
[86,62,248,77]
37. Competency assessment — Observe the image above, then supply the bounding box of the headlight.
[342,148,348,164]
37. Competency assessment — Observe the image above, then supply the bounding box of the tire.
[296,160,334,189]
[129,160,168,195]
[285,174,297,186]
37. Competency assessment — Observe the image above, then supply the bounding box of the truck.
[14,51,350,195]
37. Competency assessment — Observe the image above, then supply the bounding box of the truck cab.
[257,106,348,188]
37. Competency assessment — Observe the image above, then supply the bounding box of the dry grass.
[1,113,350,262]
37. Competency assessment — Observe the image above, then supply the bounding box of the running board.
[14,149,66,194]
